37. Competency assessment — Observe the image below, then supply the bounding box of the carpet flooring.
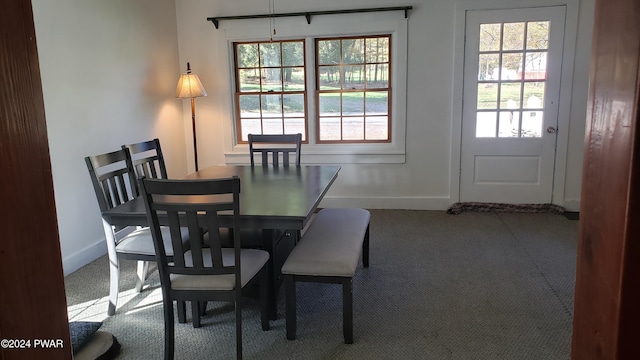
[64,210,578,359]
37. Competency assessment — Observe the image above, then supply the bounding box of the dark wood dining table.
[101,165,340,319]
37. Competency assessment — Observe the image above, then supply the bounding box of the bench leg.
[343,277,353,344]
[285,275,297,340]
[362,224,370,268]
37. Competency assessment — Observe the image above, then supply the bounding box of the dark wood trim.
[571,0,640,357]
[0,0,71,358]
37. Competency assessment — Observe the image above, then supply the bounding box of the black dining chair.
[248,133,302,167]
[85,148,189,316]
[122,138,167,181]
[123,138,212,326]
[139,176,270,360]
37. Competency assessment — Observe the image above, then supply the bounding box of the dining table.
[101,165,341,319]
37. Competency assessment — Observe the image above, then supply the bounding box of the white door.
[460,7,566,204]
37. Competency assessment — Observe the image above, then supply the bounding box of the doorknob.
[546,126,557,134]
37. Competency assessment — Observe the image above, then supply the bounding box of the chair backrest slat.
[140,177,241,281]
[123,138,167,195]
[248,133,302,167]
[85,149,137,213]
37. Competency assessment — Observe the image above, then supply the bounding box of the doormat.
[447,202,565,215]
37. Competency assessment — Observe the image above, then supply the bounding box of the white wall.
[175,0,593,210]
[32,0,188,275]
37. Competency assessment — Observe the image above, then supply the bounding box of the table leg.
[262,229,277,320]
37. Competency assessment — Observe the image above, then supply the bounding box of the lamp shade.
[176,72,207,99]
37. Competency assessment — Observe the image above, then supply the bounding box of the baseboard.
[562,199,581,212]
[320,195,452,210]
[62,239,107,276]
[320,196,582,212]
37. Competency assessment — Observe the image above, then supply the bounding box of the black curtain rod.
[207,6,413,29]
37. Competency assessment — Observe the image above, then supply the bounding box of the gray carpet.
[65,210,577,359]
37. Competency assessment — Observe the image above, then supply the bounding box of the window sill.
[224,144,405,164]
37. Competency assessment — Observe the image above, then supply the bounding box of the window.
[233,35,393,145]
[234,40,307,143]
[316,35,391,143]
[225,14,407,164]
[475,22,549,138]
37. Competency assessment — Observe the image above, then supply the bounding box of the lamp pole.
[191,97,198,171]
[176,62,207,172]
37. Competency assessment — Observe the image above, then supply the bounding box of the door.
[460,7,566,204]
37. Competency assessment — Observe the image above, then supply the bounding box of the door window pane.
[499,110,520,137]
[526,21,549,50]
[476,112,497,137]
[524,52,547,79]
[479,54,500,80]
[479,23,501,51]
[500,83,521,108]
[523,83,545,109]
[522,111,543,137]
[478,84,498,109]
[500,53,523,80]
[502,22,525,50]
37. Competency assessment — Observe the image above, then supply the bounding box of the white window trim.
[221,12,408,164]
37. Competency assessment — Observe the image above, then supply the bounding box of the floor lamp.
[176,62,207,171]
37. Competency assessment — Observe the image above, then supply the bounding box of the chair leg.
[260,267,270,331]
[164,298,175,360]
[103,220,120,316]
[177,301,186,323]
[343,278,353,344]
[363,224,370,268]
[107,258,119,316]
[235,291,243,360]
[285,275,297,340]
[192,301,201,328]
[135,260,149,292]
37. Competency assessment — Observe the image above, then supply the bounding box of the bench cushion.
[281,208,370,277]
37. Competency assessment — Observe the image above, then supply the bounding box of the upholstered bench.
[281,208,370,344]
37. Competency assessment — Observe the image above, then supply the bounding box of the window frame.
[315,34,393,144]
[233,39,309,144]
